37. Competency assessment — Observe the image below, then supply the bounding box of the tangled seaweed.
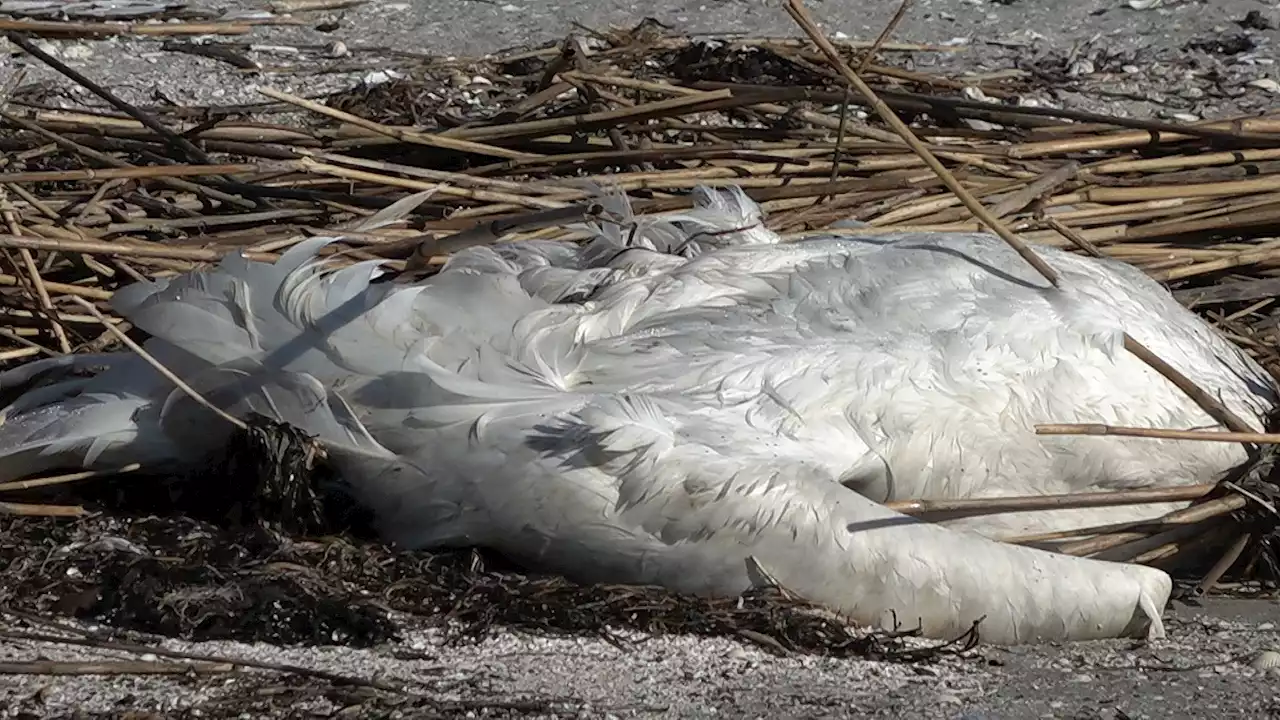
[0,513,961,659]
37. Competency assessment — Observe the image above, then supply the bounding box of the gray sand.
[1,0,1279,117]
[3,601,1280,718]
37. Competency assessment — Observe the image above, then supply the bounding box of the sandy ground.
[3,0,1280,717]
[1,0,1279,116]
[2,600,1280,718]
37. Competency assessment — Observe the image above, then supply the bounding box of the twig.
[295,156,568,211]
[685,81,1279,146]
[0,347,41,361]
[271,0,370,11]
[1114,522,1220,564]
[858,0,913,72]
[1000,517,1156,545]
[0,234,274,263]
[445,89,744,142]
[1010,117,1280,158]
[0,328,59,358]
[987,161,1079,220]
[827,89,852,188]
[821,0,911,196]
[13,246,69,353]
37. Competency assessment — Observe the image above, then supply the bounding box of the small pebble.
[1249,78,1280,93]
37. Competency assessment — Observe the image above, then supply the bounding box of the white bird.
[1,186,1274,645]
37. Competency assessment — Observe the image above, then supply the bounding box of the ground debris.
[0,506,942,661]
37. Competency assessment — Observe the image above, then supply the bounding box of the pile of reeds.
[2,0,1280,596]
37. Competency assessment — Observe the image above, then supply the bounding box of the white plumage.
[1,185,1275,645]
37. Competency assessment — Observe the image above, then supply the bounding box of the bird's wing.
[369,383,1170,645]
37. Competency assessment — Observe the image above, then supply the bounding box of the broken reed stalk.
[1035,423,1280,444]
[0,184,69,356]
[0,19,255,38]
[822,0,911,195]
[1043,216,1104,258]
[294,156,570,211]
[0,235,276,263]
[0,464,142,493]
[1106,522,1216,564]
[886,484,1215,518]
[1121,334,1255,434]
[1056,494,1247,557]
[0,501,85,517]
[442,89,745,142]
[1009,118,1280,158]
[0,163,263,184]
[988,161,1080,220]
[0,660,237,676]
[0,346,40,361]
[12,246,69,354]
[1000,517,1156,545]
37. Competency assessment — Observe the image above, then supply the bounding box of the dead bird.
[1,185,1274,644]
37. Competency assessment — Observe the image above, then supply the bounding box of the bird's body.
[1,186,1274,644]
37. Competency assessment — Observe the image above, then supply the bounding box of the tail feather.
[0,390,173,483]
[109,238,336,368]
[0,353,121,397]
